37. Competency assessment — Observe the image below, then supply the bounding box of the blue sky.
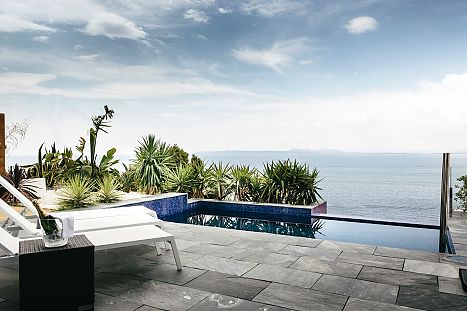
[1,0,467,155]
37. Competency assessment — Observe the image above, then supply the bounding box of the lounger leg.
[155,242,162,256]
[155,222,170,251]
[168,237,182,270]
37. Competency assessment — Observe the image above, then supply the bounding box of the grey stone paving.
[318,240,376,254]
[438,276,467,296]
[118,280,210,311]
[448,211,467,257]
[397,286,467,311]
[357,266,438,290]
[374,246,440,262]
[243,263,322,288]
[189,294,289,311]
[230,249,298,267]
[184,271,270,300]
[229,239,288,252]
[290,256,362,278]
[1,221,467,311]
[94,292,144,311]
[253,283,347,311]
[403,259,459,278]
[139,263,206,286]
[337,251,404,270]
[183,255,257,276]
[344,298,423,311]
[280,244,342,260]
[312,274,399,304]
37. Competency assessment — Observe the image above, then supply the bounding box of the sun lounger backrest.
[0,175,38,216]
[0,199,39,236]
[0,226,19,255]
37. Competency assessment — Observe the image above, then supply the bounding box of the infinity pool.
[165,209,439,252]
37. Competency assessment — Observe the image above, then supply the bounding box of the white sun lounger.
[0,225,182,270]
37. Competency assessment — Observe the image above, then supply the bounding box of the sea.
[8,151,467,225]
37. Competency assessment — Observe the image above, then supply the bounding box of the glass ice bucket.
[40,218,69,248]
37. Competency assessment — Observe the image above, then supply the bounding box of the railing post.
[439,153,450,253]
[0,113,5,174]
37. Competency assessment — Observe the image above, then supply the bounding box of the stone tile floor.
[449,210,467,257]
[1,221,467,310]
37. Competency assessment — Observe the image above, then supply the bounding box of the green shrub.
[455,175,467,212]
[96,175,122,203]
[119,164,137,193]
[262,159,322,205]
[133,134,173,194]
[165,164,196,194]
[58,175,95,209]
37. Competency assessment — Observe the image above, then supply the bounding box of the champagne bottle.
[32,200,59,236]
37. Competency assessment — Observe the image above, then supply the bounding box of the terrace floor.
[449,210,467,257]
[1,221,467,311]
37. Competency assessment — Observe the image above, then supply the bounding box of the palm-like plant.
[231,165,254,201]
[133,134,173,194]
[262,159,322,205]
[119,163,136,193]
[165,164,196,194]
[190,157,210,198]
[207,162,232,200]
[96,175,122,203]
[58,175,95,210]
[0,164,38,204]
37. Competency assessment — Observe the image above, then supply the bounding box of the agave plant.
[0,164,38,204]
[133,134,174,194]
[58,175,95,210]
[96,175,122,203]
[207,162,232,200]
[262,159,322,205]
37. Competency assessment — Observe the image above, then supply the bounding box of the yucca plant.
[58,175,95,210]
[207,162,232,200]
[262,159,322,205]
[190,156,210,198]
[165,164,196,194]
[119,163,137,193]
[0,164,38,204]
[96,175,122,203]
[231,165,254,201]
[248,171,266,203]
[133,134,173,194]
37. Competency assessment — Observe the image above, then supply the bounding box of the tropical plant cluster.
[127,136,323,205]
[2,106,323,210]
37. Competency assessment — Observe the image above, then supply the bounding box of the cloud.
[82,13,147,40]
[75,54,99,61]
[183,9,209,23]
[240,0,307,17]
[0,15,55,33]
[197,34,207,40]
[232,37,309,72]
[344,16,378,34]
[73,44,84,50]
[218,7,232,14]
[0,72,56,94]
[32,36,49,43]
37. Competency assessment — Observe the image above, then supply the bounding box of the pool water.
[165,210,439,252]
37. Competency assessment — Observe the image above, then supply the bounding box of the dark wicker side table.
[19,235,95,311]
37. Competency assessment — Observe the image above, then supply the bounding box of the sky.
[1,0,467,156]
